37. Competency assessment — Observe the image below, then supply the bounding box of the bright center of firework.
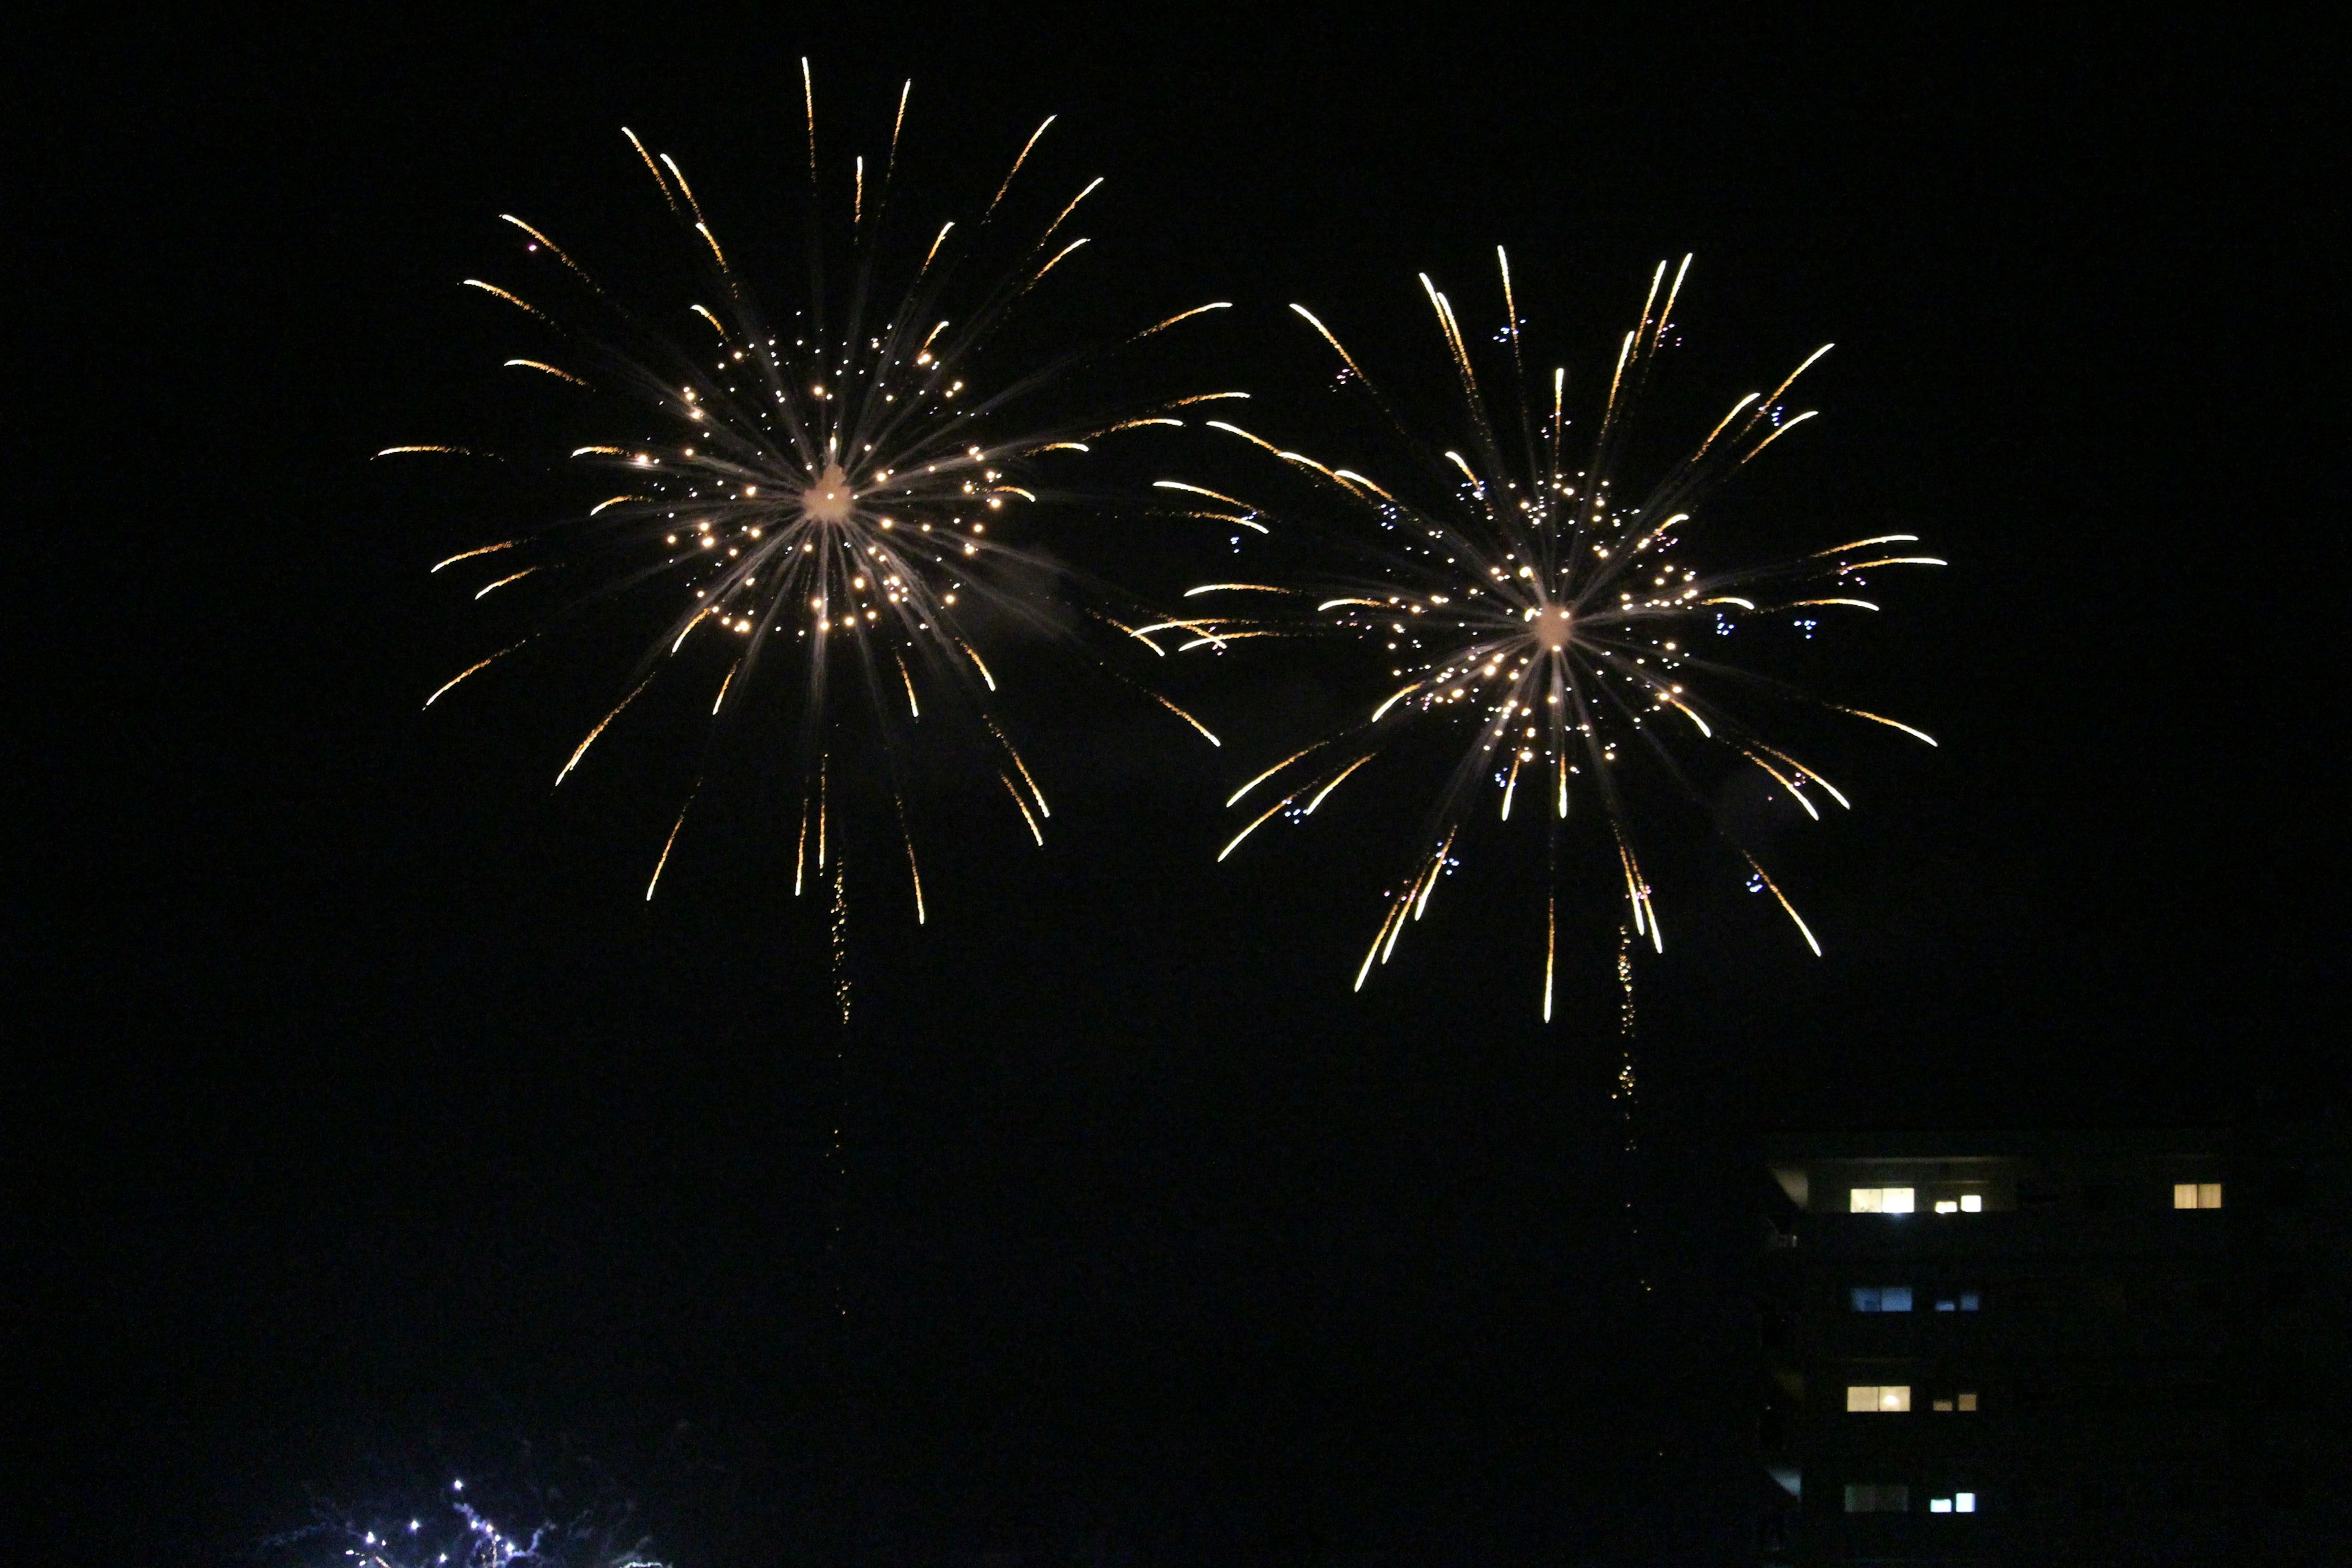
[801,462,856,524]
[1534,606,1574,649]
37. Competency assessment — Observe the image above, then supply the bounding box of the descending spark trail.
[1615,925,1649,1294]
[1173,254,1942,1016]
[393,67,1226,918]
[829,855,851,1324]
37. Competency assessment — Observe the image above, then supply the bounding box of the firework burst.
[389,65,1226,919]
[1174,253,1942,1017]
[267,1480,665,1568]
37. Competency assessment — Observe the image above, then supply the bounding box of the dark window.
[2264,1167,2309,1209]
[1852,1285,1913,1312]
[2269,1378,2315,1413]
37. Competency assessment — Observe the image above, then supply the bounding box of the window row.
[1849,1186,1982,1213]
[1845,1276,2231,1317]
[1847,1476,2268,1514]
[1844,1484,1977,1514]
[1850,1285,1981,1313]
[1846,1476,2256,1514]
[1846,1384,1978,1413]
[1845,1182,2225,1213]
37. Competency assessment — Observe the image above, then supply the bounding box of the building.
[1755,1124,2349,1566]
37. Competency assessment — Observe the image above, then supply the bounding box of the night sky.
[17,13,2343,1566]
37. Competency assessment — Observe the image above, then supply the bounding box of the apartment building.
[1755,1125,2346,1566]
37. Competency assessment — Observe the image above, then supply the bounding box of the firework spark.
[391,67,1225,918]
[1177,254,1942,1017]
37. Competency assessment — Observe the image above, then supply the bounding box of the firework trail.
[1170,254,1942,1017]
[389,65,1227,919]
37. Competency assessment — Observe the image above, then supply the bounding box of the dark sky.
[15,11,2344,1566]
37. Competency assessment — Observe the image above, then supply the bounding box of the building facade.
[1756,1126,2347,1566]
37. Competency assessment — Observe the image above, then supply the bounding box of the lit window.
[1844,1483,1909,1513]
[1958,1392,1978,1411]
[1933,1193,1985,1213]
[2173,1182,2223,1210]
[1847,1385,1912,1412]
[1928,1491,1978,1513]
[1850,1187,1915,1214]
[1933,1290,1982,1312]
[1852,1286,1913,1312]
[1931,1391,1980,1412]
